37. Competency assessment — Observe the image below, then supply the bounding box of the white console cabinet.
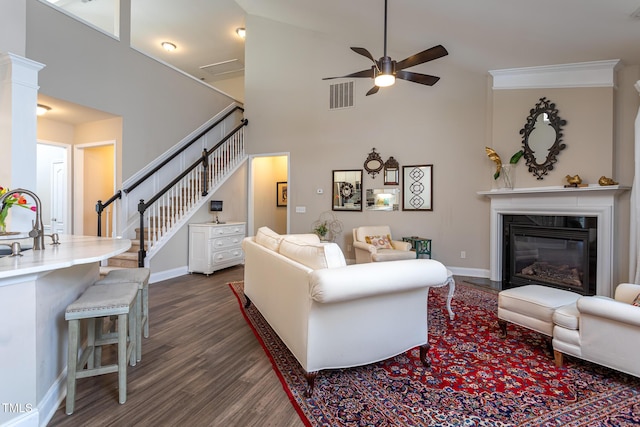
[188,222,246,275]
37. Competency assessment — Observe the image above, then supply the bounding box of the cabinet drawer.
[212,225,245,236]
[212,248,244,265]
[211,235,243,249]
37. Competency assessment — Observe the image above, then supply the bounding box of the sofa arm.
[309,259,448,304]
[577,296,640,327]
[391,240,412,251]
[353,241,376,254]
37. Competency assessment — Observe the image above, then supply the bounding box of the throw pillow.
[633,293,640,307]
[364,234,393,249]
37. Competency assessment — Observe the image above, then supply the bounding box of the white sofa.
[242,226,448,395]
[552,283,640,378]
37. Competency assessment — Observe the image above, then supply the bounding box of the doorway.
[74,141,116,236]
[248,154,289,236]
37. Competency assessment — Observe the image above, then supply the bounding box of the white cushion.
[255,226,283,252]
[278,237,346,270]
[553,302,579,330]
[498,285,581,323]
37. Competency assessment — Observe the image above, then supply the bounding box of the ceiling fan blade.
[366,86,380,96]
[396,70,440,86]
[395,45,448,71]
[351,47,377,65]
[322,68,375,80]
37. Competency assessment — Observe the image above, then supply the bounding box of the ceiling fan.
[323,0,448,96]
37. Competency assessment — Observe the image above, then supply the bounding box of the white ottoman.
[498,285,580,338]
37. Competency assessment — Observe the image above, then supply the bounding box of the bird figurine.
[565,175,582,187]
[598,176,618,186]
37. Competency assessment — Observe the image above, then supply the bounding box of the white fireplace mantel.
[478,185,630,297]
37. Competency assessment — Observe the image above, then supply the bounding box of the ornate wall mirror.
[332,170,363,211]
[365,188,400,211]
[383,156,399,185]
[520,97,567,180]
[364,148,384,178]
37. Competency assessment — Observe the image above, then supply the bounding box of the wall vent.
[329,81,355,110]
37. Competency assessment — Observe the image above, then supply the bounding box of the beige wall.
[492,88,614,188]
[244,15,491,272]
[82,145,114,235]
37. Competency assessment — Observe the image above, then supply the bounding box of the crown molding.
[489,59,622,90]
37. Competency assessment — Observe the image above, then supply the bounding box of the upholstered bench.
[498,285,580,338]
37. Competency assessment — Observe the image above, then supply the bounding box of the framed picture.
[276,181,288,207]
[402,165,433,211]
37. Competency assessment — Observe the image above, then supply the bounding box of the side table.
[402,236,432,259]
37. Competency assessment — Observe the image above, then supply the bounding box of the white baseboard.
[448,266,490,279]
[36,368,66,427]
[149,266,189,284]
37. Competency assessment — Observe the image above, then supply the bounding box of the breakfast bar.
[0,235,131,427]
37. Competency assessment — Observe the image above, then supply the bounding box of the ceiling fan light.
[375,74,395,87]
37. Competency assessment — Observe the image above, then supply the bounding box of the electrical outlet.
[460,251,466,259]
[295,206,306,213]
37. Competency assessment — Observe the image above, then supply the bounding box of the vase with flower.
[0,187,37,234]
[485,147,524,190]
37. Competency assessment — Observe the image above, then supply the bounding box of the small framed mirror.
[332,170,362,211]
[383,156,399,185]
[402,165,433,211]
[364,148,384,178]
[520,97,567,180]
[365,188,400,211]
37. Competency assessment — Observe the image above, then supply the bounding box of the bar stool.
[65,282,138,415]
[95,268,150,362]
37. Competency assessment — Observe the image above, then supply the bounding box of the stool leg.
[142,284,149,338]
[117,313,128,404]
[66,319,79,415]
[129,301,137,367]
[136,289,142,362]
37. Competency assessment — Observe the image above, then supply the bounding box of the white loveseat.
[242,226,448,395]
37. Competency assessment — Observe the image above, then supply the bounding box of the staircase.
[97,105,247,274]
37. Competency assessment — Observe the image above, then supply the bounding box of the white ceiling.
[40,0,640,124]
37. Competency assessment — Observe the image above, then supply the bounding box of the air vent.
[329,81,355,110]
[200,59,244,77]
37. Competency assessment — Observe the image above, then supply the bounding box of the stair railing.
[136,119,247,266]
[96,104,248,266]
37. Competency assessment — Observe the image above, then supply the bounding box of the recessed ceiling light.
[161,42,177,52]
[236,28,246,38]
[36,104,51,116]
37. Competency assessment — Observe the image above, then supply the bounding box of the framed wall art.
[276,181,288,207]
[402,165,433,211]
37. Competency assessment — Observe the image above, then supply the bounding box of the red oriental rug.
[229,281,640,426]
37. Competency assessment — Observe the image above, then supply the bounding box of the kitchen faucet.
[0,188,45,250]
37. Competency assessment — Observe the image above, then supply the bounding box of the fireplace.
[502,215,597,295]
[479,185,629,297]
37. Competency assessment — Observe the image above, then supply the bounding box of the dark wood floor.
[49,266,304,427]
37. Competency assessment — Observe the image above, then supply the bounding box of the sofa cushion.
[255,226,283,252]
[553,302,579,330]
[365,234,393,249]
[278,237,346,270]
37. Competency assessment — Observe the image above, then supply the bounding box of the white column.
[0,52,45,231]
